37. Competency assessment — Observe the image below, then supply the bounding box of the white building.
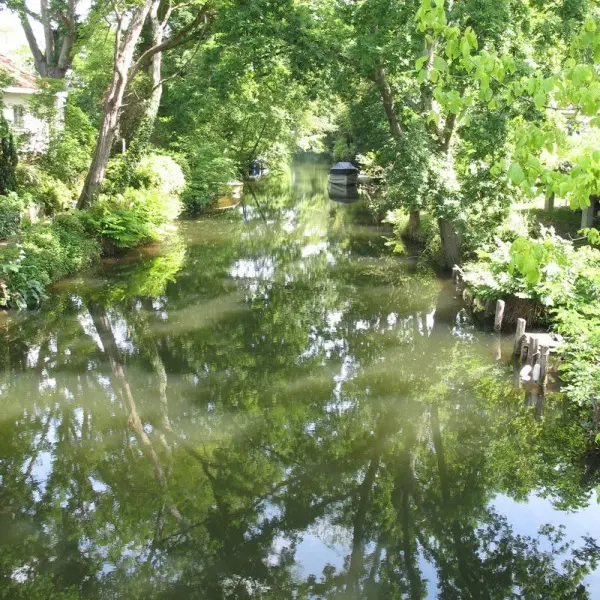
[1,54,66,153]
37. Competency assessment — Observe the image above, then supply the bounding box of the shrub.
[0,192,24,238]
[0,115,18,196]
[464,230,600,413]
[133,154,186,199]
[84,184,182,250]
[17,163,74,215]
[37,174,73,214]
[0,213,101,308]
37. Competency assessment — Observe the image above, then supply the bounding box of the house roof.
[0,54,37,90]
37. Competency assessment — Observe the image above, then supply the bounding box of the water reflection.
[1,161,600,598]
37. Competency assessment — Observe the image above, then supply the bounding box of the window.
[13,105,25,128]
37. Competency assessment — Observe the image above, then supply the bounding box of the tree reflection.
[0,163,599,598]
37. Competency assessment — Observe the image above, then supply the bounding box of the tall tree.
[77,1,213,208]
[1,0,80,78]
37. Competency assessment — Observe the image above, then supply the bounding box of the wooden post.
[539,345,549,386]
[520,334,530,363]
[529,336,539,366]
[532,362,541,384]
[494,299,505,332]
[544,193,555,212]
[514,318,527,356]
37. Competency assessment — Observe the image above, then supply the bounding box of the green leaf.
[508,163,525,185]
[433,55,448,72]
[415,56,428,71]
[533,92,546,110]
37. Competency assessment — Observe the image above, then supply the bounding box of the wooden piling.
[514,318,527,356]
[539,345,549,386]
[494,300,506,332]
[529,336,539,366]
[520,334,530,363]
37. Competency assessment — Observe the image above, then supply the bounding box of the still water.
[1,162,600,598]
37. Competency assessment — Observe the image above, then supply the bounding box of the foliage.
[179,136,237,213]
[40,103,96,185]
[0,213,101,308]
[0,115,18,196]
[0,191,24,239]
[464,229,600,410]
[83,156,183,250]
[84,185,180,250]
[133,154,186,200]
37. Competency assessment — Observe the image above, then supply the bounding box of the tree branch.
[130,6,213,80]
[18,13,47,76]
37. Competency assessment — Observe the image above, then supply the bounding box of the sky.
[0,11,31,56]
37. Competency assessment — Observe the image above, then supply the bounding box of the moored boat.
[329,161,359,186]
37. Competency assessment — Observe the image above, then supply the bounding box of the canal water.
[1,161,600,598]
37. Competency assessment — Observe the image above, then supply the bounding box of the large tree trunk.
[77,3,154,209]
[438,218,462,269]
[408,209,421,239]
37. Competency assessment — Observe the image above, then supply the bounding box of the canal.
[1,160,599,598]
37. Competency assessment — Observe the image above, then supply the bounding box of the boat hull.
[329,173,358,186]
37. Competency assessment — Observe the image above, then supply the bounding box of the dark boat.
[329,161,359,186]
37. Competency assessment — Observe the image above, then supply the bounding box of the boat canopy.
[330,162,359,175]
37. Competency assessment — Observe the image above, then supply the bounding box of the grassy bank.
[0,155,184,309]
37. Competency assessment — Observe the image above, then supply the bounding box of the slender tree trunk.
[17,0,77,79]
[373,67,423,235]
[128,4,167,157]
[373,67,403,140]
[77,2,154,208]
[348,454,381,594]
[88,302,188,530]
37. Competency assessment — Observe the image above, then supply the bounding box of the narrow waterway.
[1,160,599,598]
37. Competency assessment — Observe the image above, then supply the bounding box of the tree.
[1,0,80,78]
[76,1,213,208]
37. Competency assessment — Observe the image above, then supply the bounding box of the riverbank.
[383,201,600,427]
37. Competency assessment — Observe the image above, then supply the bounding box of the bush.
[0,192,24,238]
[0,212,101,308]
[133,154,186,199]
[0,116,18,196]
[37,174,73,214]
[17,163,74,215]
[464,230,600,414]
[84,184,182,250]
